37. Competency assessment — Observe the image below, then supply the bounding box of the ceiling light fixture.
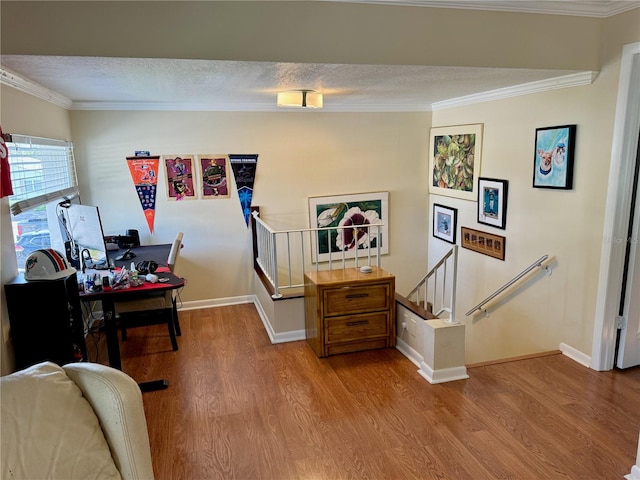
[277,90,323,109]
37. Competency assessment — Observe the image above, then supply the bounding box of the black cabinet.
[4,273,87,369]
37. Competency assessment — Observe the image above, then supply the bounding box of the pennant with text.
[126,156,159,234]
[229,154,258,226]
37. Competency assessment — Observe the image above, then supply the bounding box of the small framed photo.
[477,177,508,229]
[461,226,506,261]
[533,124,576,189]
[433,204,457,244]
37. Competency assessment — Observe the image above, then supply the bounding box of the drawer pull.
[346,320,369,327]
[346,293,369,299]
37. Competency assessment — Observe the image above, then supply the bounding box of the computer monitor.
[52,203,111,270]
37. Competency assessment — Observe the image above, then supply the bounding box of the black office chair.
[114,232,183,350]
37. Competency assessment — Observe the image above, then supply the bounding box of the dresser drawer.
[323,283,391,316]
[325,312,389,344]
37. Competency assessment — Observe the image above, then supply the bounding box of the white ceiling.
[0,0,636,112]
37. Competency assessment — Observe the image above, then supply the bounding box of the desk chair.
[114,232,183,351]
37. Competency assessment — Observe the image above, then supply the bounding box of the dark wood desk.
[109,243,173,269]
[80,244,185,390]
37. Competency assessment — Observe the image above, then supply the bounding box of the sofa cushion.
[1,362,122,480]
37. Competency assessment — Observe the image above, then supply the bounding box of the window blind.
[7,134,79,215]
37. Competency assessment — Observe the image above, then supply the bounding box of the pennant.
[0,125,13,198]
[229,154,258,226]
[126,156,159,233]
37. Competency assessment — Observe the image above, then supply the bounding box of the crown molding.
[324,0,640,18]
[0,67,73,110]
[3,68,598,113]
[70,100,433,112]
[431,71,599,111]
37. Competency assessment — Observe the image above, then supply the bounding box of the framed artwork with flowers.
[429,123,483,201]
[308,191,389,263]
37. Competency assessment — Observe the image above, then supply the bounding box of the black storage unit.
[4,273,87,370]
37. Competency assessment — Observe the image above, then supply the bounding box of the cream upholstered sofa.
[1,361,154,480]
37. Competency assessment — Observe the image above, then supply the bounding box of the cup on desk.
[102,276,111,292]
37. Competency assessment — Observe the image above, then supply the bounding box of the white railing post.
[447,245,459,324]
[251,213,384,296]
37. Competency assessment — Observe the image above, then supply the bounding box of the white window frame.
[7,134,79,215]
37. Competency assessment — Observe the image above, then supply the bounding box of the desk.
[80,244,184,391]
[110,243,173,269]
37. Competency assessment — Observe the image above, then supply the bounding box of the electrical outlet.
[409,317,417,337]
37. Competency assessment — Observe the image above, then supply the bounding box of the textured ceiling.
[1,0,635,111]
[0,55,581,112]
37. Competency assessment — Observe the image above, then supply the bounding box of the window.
[6,134,78,268]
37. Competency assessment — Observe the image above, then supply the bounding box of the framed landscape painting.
[429,123,483,201]
[308,191,389,263]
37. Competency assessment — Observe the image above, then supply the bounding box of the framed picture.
[198,154,230,198]
[163,155,196,201]
[433,203,457,244]
[429,123,483,201]
[477,177,508,229]
[308,191,389,263]
[533,124,576,189]
[461,226,506,261]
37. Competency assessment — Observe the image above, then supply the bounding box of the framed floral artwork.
[429,123,483,201]
[308,191,389,263]
[533,124,576,189]
[433,203,457,244]
[477,177,508,229]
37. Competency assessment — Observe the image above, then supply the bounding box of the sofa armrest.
[63,363,155,480]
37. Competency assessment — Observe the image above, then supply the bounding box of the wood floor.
[90,304,640,480]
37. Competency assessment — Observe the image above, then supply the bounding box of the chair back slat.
[167,232,183,272]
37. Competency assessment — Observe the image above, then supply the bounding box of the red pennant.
[127,156,159,234]
[0,125,14,198]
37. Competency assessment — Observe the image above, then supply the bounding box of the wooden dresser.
[304,266,396,357]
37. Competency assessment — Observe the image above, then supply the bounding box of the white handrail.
[406,246,458,324]
[465,254,552,316]
[252,211,384,298]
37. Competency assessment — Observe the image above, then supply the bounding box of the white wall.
[422,11,639,364]
[1,4,638,370]
[68,110,431,303]
[0,86,72,375]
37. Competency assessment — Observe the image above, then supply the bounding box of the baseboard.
[625,464,640,480]
[559,343,591,368]
[252,295,305,344]
[179,295,254,310]
[395,337,422,368]
[418,362,469,384]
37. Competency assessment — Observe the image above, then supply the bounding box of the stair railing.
[406,245,458,324]
[251,210,384,299]
[465,254,552,317]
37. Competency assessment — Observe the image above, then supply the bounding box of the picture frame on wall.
[461,226,506,261]
[429,123,483,201]
[477,177,508,229]
[533,124,576,189]
[433,203,457,244]
[308,191,389,263]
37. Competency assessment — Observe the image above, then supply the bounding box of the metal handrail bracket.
[465,254,552,317]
